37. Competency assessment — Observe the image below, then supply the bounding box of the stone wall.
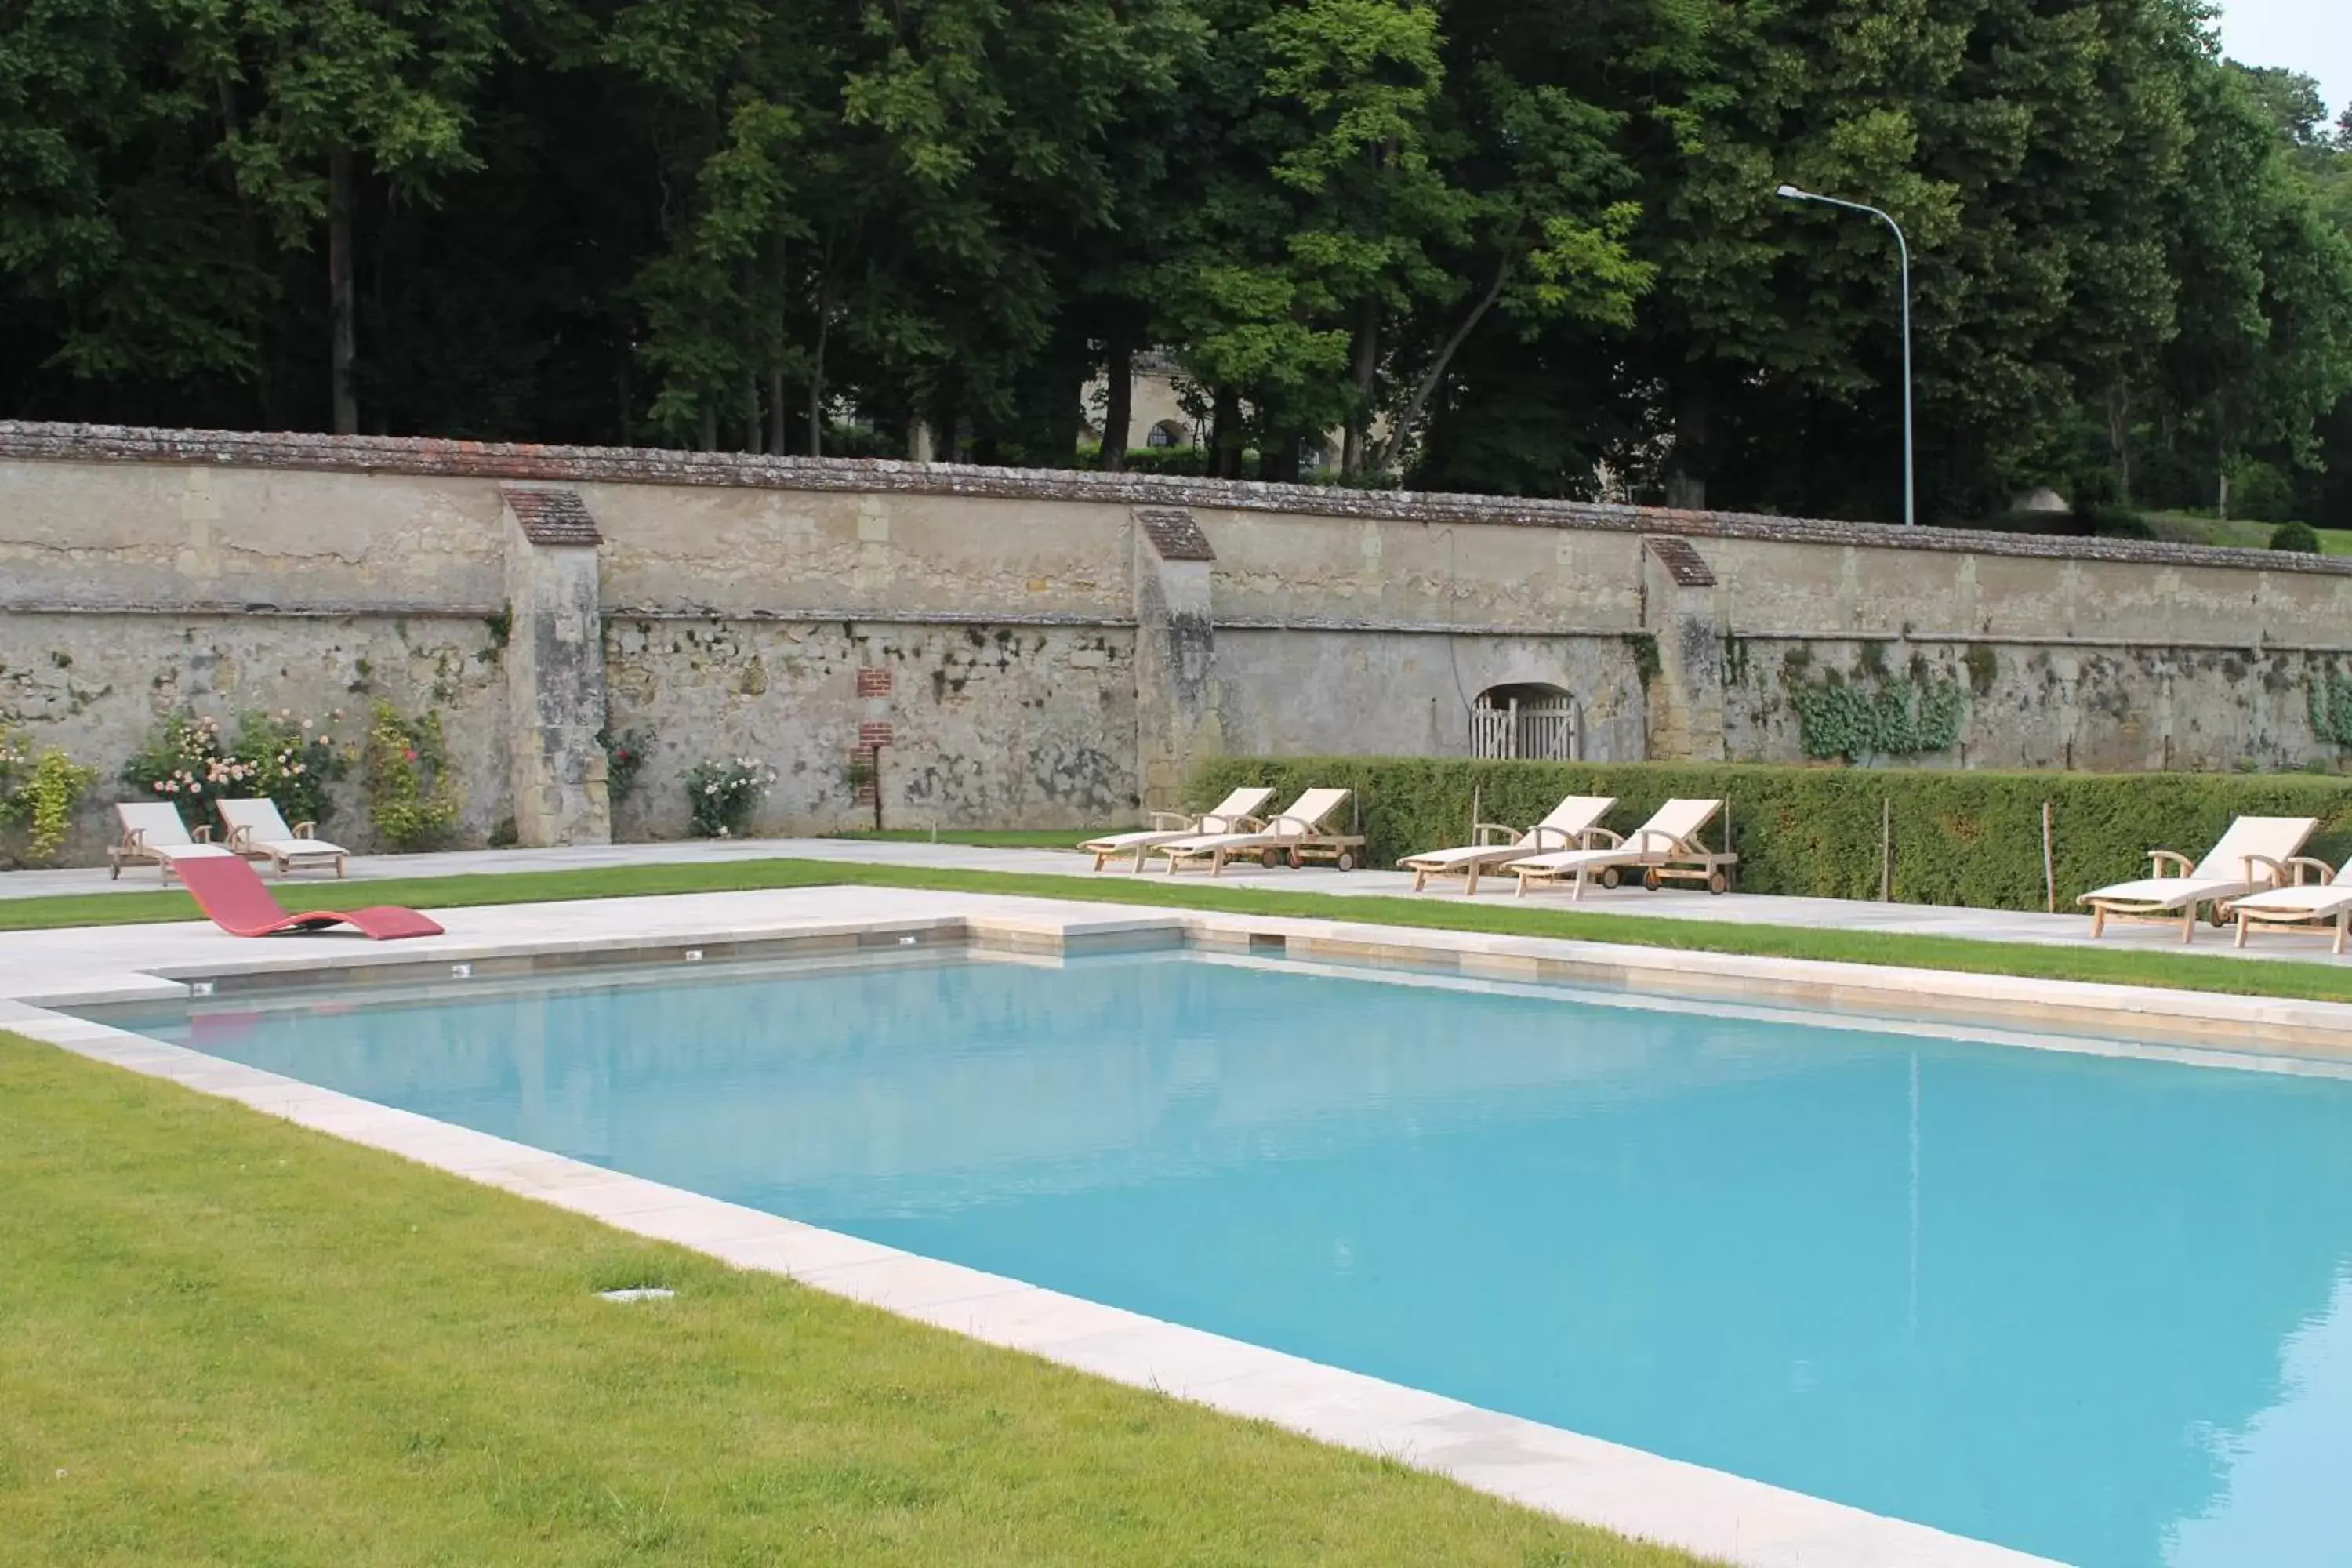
[4,420,2350,866]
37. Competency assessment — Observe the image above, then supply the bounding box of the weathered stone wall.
[1722,639,2347,772]
[602,617,1137,838]
[4,420,2350,866]
[0,608,507,862]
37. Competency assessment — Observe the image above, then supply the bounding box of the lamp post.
[1777,183,1915,528]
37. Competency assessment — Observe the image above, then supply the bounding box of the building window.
[1145,420,1187,449]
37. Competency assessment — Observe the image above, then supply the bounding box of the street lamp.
[1777,183,1915,528]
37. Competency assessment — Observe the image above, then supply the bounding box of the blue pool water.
[129,952,2352,1567]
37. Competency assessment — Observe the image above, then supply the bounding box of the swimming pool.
[120,949,2352,1568]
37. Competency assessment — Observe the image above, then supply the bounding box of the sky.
[2215,0,2352,126]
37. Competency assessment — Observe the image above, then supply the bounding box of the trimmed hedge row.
[1186,757,2352,912]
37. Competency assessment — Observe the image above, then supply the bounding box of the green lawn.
[0,1032,1711,1568]
[5,853,2352,1004]
[2140,508,2352,556]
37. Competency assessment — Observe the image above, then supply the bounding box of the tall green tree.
[189,0,517,432]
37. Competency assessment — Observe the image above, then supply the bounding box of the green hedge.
[1186,757,2352,912]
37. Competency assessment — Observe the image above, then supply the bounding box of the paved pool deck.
[8,833,2348,967]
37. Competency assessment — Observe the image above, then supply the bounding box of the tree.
[191,0,515,433]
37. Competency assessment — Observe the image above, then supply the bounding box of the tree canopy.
[3,0,2350,523]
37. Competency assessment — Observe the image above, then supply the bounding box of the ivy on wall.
[2311,668,2352,749]
[1783,648,1966,764]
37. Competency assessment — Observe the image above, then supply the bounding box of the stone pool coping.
[18,881,2335,1566]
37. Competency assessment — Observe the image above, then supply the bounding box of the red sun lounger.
[176,855,444,940]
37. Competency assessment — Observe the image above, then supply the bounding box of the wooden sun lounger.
[1153,787,1363,875]
[107,801,234,883]
[1511,799,1737,900]
[215,797,350,877]
[2230,856,2352,955]
[1398,794,1616,895]
[2078,815,2315,943]
[1079,786,1274,871]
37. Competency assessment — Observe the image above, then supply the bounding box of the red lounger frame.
[176,855,444,940]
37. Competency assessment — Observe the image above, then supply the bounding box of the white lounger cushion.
[2078,816,2315,906]
[1082,786,1273,853]
[2075,876,2252,910]
[116,800,207,848]
[2230,881,2352,916]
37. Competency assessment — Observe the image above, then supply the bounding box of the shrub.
[122,710,347,831]
[1119,446,1214,477]
[231,710,348,826]
[2087,508,2154,540]
[598,726,653,807]
[684,757,775,837]
[0,730,99,865]
[362,702,462,850]
[2230,458,2297,524]
[2270,520,2322,554]
[1185,756,2352,912]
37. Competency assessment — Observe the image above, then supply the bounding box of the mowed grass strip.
[0,1032,1711,1568]
[5,852,2352,1004]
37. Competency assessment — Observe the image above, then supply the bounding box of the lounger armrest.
[2286,855,2336,886]
[1522,824,1578,851]
[225,824,253,851]
[1473,822,1520,845]
[192,824,212,843]
[2147,849,2194,878]
[292,821,316,839]
[1269,815,1312,836]
[1586,828,1627,850]
[1148,811,1196,830]
[122,828,148,851]
[1628,829,1695,855]
[2241,853,2292,888]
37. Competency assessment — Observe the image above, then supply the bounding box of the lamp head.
[1776,183,1806,200]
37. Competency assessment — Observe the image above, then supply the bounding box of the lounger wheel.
[1334,849,1356,872]
[1708,869,1731,895]
[1261,847,1285,869]
[1598,866,1622,890]
[1287,848,1305,869]
[2209,905,2230,929]
[1642,867,1664,891]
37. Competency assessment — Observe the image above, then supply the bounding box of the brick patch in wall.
[1644,535,1717,588]
[851,724,894,804]
[502,486,601,546]
[856,667,893,697]
[1135,506,1216,561]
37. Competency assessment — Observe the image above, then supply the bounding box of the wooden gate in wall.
[1470,695,1581,761]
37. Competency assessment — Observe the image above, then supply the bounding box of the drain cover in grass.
[597,1287,676,1302]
